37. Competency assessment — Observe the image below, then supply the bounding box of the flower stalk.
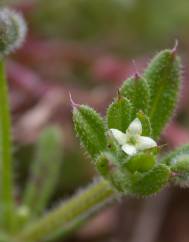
[0,61,15,231]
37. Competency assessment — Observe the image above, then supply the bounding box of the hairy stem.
[16,179,115,242]
[0,61,15,231]
[45,211,92,241]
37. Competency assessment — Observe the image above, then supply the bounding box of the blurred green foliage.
[0,0,22,6]
[15,145,93,197]
[31,0,189,55]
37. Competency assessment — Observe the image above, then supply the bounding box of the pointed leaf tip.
[120,74,150,118]
[171,39,179,56]
[132,59,141,79]
[69,92,80,109]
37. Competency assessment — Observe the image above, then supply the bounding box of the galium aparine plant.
[72,42,185,197]
[0,7,189,242]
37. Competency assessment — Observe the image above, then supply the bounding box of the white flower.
[110,118,157,156]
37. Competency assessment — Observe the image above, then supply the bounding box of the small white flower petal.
[127,118,142,136]
[122,144,137,156]
[110,129,126,145]
[136,136,157,151]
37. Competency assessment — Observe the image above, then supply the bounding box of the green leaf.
[144,49,181,139]
[160,144,189,188]
[23,126,63,218]
[123,152,156,173]
[169,154,189,188]
[160,144,189,166]
[95,153,128,192]
[120,74,150,118]
[107,96,132,132]
[170,155,189,173]
[73,105,107,158]
[129,164,170,196]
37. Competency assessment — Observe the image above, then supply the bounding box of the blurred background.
[2,0,189,241]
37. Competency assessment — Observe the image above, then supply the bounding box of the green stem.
[0,61,15,231]
[16,179,115,242]
[46,212,91,241]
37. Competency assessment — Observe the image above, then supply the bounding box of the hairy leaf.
[73,105,107,158]
[120,74,150,118]
[129,164,170,196]
[160,144,189,166]
[123,152,156,173]
[23,126,63,218]
[171,155,189,173]
[144,49,181,139]
[107,96,132,132]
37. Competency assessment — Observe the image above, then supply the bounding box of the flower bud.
[0,8,27,57]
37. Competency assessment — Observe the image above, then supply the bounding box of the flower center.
[127,135,137,145]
